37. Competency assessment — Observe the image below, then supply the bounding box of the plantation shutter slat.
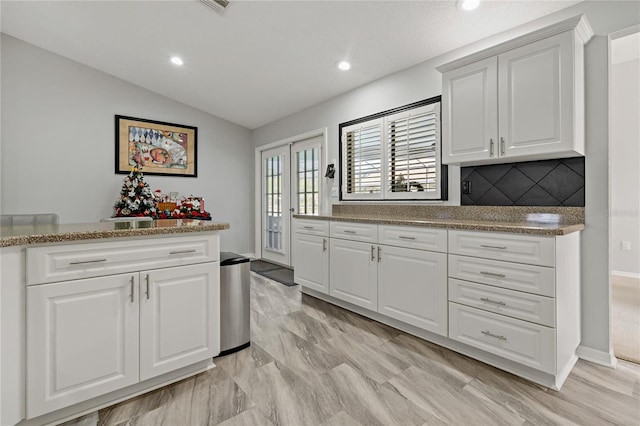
[343,120,383,197]
[388,104,440,196]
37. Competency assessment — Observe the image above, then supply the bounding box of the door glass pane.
[265,155,283,252]
[296,147,320,215]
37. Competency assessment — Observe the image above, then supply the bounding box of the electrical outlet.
[330,187,339,197]
[462,180,472,195]
[622,241,631,251]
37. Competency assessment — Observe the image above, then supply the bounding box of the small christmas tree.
[114,165,157,217]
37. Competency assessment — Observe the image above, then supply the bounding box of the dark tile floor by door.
[66,273,639,426]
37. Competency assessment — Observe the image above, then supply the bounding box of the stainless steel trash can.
[218,252,251,356]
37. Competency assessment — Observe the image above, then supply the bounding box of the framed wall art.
[115,115,198,177]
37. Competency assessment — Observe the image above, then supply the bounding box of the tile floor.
[65,272,639,426]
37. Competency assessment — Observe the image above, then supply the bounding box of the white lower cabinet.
[329,238,377,310]
[378,245,447,335]
[26,237,220,419]
[293,233,329,294]
[139,263,219,381]
[295,218,580,389]
[27,274,140,418]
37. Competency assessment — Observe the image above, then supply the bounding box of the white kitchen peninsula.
[0,219,229,426]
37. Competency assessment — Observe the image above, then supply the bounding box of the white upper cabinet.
[439,15,593,166]
[442,56,499,163]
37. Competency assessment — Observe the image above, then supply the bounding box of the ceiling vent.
[200,0,230,14]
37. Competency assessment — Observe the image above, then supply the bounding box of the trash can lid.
[220,252,250,266]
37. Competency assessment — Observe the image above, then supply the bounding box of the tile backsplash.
[461,157,585,207]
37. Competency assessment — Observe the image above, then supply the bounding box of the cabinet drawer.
[378,225,447,253]
[448,278,555,327]
[448,254,555,297]
[294,218,329,236]
[330,221,378,243]
[449,303,555,374]
[448,230,555,266]
[27,235,219,285]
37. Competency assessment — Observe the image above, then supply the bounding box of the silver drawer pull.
[480,297,506,306]
[130,276,135,303]
[303,226,314,229]
[481,330,507,341]
[398,236,416,240]
[480,245,507,250]
[480,271,506,278]
[323,238,327,252]
[343,230,357,234]
[69,259,107,265]
[169,249,197,255]
[371,245,375,261]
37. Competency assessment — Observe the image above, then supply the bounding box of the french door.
[261,136,323,267]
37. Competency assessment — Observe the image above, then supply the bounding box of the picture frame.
[115,115,197,177]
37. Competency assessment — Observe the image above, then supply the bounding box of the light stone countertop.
[0,219,230,248]
[293,214,584,236]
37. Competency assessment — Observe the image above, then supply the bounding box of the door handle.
[482,330,507,341]
[130,276,135,303]
[489,138,494,157]
[169,249,197,255]
[145,274,150,300]
[70,259,107,265]
[377,246,381,262]
[480,271,506,278]
[322,238,327,252]
[500,137,505,155]
[371,245,375,261]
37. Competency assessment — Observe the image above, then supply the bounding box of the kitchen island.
[0,219,229,426]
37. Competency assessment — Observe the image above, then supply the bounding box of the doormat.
[250,260,296,287]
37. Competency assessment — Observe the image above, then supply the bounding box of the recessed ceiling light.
[170,56,184,66]
[459,0,480,11]
[337,61,351,71]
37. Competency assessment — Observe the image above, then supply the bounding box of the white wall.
[610,48,640,276]
[251,1,640,358]
[1,35,253,253]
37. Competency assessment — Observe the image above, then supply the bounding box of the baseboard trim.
[611,270,640,279]
[576,345,617,368]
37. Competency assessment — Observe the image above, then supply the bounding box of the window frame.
[339,96,448,202]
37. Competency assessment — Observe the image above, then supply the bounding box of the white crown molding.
[437,14,594,73]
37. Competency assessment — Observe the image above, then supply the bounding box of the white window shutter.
[342,119,383,199]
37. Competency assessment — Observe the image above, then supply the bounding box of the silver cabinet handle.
[377,246,381,262]
[500,137,505,155]
[145,274,150,300]
[480,271,506,278]
[480,245,507,250]
[371,245,375,261]
[482,330,507,341]
[70,259,107,265]
[169,249,197,255]
[480,297,506,306]
[489,138,494,157]
[130,276,135,303]
[343,230,357,234]
[303,226,314,229]
[322,238,327,252]
[398,236,416,240]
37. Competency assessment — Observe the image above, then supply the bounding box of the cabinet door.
[293,233,329,294]
[139,263,219,381]
[27,274,139,418]
[378,245,447,336]
[329,238,377,310]
[442,56,498,164]
[498,31,575,158]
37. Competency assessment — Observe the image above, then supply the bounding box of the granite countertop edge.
[0,221,230,248]
[293,214,584,236]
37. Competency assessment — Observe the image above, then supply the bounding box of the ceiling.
[1,0,579,129]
